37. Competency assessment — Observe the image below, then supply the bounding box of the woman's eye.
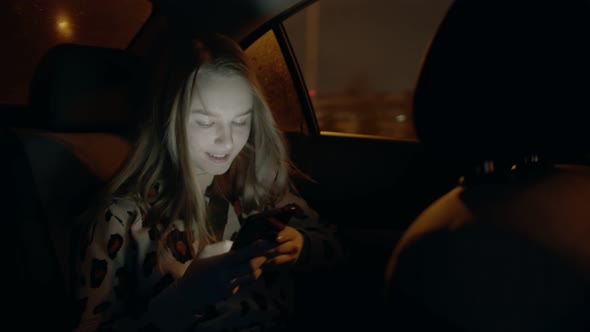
[232,115,251,126]
[197,121,214,128]
[232,120,248,126]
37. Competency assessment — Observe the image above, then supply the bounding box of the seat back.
[385,0,590,330]
[5,43,140,330]
[27,43,145,135]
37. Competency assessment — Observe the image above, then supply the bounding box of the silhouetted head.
[413,0,590,168]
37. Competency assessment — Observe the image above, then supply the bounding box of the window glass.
[283,0,453,140]
[0,0,151,105]
[245,30,307,134]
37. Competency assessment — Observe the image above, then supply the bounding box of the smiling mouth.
[206,152,230,162]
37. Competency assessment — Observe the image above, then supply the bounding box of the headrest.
[28,44,145,134]
[413,0,590,164]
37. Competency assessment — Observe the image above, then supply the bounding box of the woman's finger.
[274,226,302,243]
[229,239,276,264]
[230,267,264,290]
[249,255,267,270]
[229,255,267,279]
[263,254,296,268]
[266,242,299,258]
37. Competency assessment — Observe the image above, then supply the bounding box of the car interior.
[6,0,588,330]
[2,2,462,330]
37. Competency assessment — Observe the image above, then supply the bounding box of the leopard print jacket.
[74,185,341,332]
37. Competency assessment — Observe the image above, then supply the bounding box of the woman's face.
[186,68,253,176]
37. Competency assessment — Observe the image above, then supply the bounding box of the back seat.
[4,43,143,330]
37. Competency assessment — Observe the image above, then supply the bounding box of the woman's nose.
[214,124,233,150]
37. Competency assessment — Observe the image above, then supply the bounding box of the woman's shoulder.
[108,195,142,211]
[101,196,144,227]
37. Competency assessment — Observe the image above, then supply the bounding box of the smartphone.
[231,203,301,250]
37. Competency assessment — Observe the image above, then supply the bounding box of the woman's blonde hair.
[98,33,295,258]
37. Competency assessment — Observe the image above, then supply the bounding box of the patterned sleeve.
[74,198,147,331]
[276,191,345,271]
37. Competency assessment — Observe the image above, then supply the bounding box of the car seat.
[384,0,590,331]
[3,43,143,330]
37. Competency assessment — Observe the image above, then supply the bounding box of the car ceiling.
[150,0,317,43]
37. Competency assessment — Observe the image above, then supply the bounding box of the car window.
[0,0,152,105]
[245,30,308,134]
[283,0,453,141]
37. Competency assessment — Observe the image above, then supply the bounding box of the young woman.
[74,33,341,332]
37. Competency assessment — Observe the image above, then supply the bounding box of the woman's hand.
[178,240,274,305]
[264,224,305,266]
